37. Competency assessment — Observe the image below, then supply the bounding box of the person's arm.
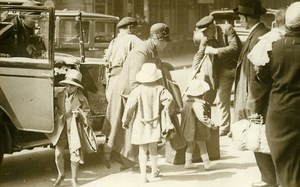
[192,101,216,129]
[122,89,138,128]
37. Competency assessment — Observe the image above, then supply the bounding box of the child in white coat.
[122,63,173,183]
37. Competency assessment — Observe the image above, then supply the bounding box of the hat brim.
[136,71,162,83]
[233,7,267,16]
[59,80,83,89]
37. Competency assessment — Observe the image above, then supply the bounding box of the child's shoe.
[184,162,199,169]
[203,160,211,170]
[152,169,161,178]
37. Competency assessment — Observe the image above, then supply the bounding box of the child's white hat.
[59,69,84,89]
[186,79,210,96]
[136,63,162,83]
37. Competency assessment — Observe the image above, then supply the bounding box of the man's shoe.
[219,131,229,136]
[53,175,65,186]
[252,181,278,187]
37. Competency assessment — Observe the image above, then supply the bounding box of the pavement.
[81,53,261,187]
[82,136,260,187]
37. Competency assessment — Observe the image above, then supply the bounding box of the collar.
[250,22,261,34]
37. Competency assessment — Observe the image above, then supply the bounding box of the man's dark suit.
[234,22,277,185]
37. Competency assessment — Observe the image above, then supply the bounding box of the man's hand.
[205,46,218,55]
[122,123,129,129]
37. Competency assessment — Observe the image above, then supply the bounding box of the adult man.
[103,16,140,168]
[233,0,277,186]
[192,15,242,136]
[102,23,172,170]
[104,16,141,101]
[0,1,45,58]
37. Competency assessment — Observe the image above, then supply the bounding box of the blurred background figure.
[135,13,150,40]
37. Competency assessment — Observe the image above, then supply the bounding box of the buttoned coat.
[233,22,271,122]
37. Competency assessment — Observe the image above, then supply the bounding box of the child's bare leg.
[148,142,160,177]
[196,141,211,170]
[138,144,149,183]
[184,141,198,169]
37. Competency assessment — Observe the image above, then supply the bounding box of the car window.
[58,19,89,44]
[0,9,49,62]
[94,21,116,43]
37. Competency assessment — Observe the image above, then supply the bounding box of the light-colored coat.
[46,88,91,146]
[122,84,173,145]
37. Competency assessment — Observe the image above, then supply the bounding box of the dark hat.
[150,23,171,42]
[233,0,267,17]
[196,15,214,31]
[117,17,138,28]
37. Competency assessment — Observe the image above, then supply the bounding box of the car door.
[0,6,55,133]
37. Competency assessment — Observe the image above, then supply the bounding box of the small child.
[122,63,173,183]
[47,69,91,187]
[181,79,216,170]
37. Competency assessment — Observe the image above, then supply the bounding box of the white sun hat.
[136,63,162,83]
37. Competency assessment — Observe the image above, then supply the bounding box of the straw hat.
[59,69,84,89]
[136,63,162,83]
[186,79,210,96]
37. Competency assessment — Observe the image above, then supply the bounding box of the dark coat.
[233,22,271,122]
[193,23,242,89]
[266,32,300,187]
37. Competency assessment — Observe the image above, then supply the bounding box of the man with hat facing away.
[0,0,46,58]
[233,0,277,186]
[104,16,141,101]
[102,23,173,171]
[192,14,242,137]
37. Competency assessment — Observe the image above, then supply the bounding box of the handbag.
[81,124,98,153]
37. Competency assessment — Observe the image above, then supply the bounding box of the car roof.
[210,8,276,17]
[55,10,119,21]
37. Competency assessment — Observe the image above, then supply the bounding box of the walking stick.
[181,54,208,98]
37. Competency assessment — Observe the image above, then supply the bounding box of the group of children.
[54,63,216,186]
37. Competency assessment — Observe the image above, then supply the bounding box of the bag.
[81,124,98,153]
[231,119,250,151]
[161,110,176,140]
[167,79,183,113]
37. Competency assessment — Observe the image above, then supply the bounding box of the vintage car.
[210,9,277,43]
[0,4,118,165]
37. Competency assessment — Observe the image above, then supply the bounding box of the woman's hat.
[285,2,300,30]
[186,79,210,96]
[117,17,138,28]
[136,63,162,83]
[233,0,267,17]
[59,69,84,89]
[150,23,171,42]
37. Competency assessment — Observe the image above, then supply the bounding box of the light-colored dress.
[122,84,173,145]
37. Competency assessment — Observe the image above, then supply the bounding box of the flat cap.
[117,17,138,28]
[150,23,171,42]
[196,15,214,30]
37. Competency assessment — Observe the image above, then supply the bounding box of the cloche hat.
[150,23,171,42]
[117,17,138,28]
[186,79,210,96]
[59,69,84,89]
[233,0,267,17]
[136,63,162,83]
[285,2,300,30]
